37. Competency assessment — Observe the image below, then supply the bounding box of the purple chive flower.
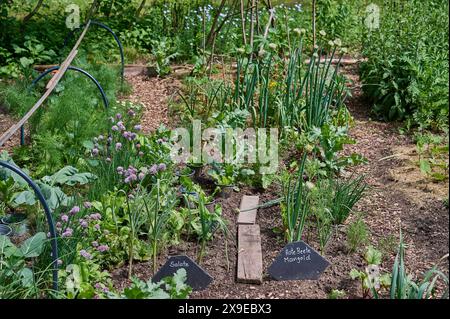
[47,232,51,238]
[138,172,145,180]
[127,109,135,117]
[116,113,122,120]
[90,213,101,221]
[112,125,119,132]
[92,241,99,247]
[92,148,99,156]
[61,214,69,223]
[158,163,167,171]
[97,245,109,252]
[149,164,158,175]
[130,133,137,141]
[122,131,131,139]
[106,157,112,163]
[127,194,134,200]
[136,143,141,149]
[138,151,144,157]
[117,121,126,131]
[134,125,142,131]
[117,166,124,174]
[80,250,92,260]
[94,283,102,290]
[69,206,80,215]
[61,228,73,238]
[57,259,63,266]
[94,224,100,231]
[102,287,109,293]
[80,219,88,228]
[56,222,62,229]
[107,136,113,143]
[83,201,92,209]
[98,135,104,141]
[115,142,122,151]
[124,176,131,184]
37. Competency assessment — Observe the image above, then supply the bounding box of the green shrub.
[360,0,449,131]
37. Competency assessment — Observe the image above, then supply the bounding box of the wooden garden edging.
[237,195,263,284]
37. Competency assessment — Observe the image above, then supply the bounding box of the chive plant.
[330,175,367,224]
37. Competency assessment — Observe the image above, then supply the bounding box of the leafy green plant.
[350,246,391,299]
[328,289,346,299]
[111,268,191,299]
[360,0,449,130]
[346,216,369,253]
[195,188,227,265]
[415,132,449,181]
[0,232,48,298]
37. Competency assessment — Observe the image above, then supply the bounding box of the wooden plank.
[0,21,91,147]
[237,195,259,225]
[237,224,263,284]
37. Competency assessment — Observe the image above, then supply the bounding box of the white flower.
[305,181,315,190]
[236,47,245,54]
[319,30,326,36]
[328,40,335,47]
[334,38,342,47]
[258,49,267,57]
[293,28,301,35]
[268,43,277,50]
[341,47,348,54]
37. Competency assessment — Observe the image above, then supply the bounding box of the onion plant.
[281,153,311,243]
[390,234,449,299]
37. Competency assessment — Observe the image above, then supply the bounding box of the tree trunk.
[206,0,227,47]
[240,0,247,46]
[249,0,256,49]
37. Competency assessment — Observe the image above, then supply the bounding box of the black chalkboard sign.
[268,241,330,281]
[152,255,213,291]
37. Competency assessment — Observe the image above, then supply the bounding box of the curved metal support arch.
[0,161,58,291]
[22,65,109,145]
[62,20,125,83]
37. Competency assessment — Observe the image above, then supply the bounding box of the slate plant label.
[268,241,330,281]
[152,255,213,291]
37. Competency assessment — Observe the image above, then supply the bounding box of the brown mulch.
[0,105,27,154]
[122,75,182,134]
[110,65,449,298]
